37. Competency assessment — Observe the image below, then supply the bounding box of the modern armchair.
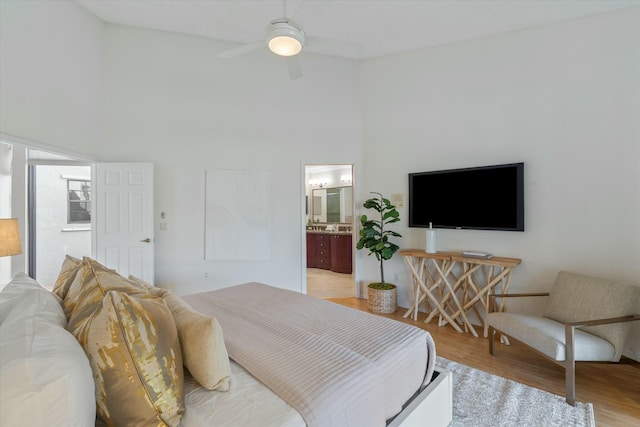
[486,271,640,406]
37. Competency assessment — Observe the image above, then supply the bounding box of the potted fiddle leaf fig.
[356,192,401,314]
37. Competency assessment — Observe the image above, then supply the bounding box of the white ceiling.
[76,0,639,60]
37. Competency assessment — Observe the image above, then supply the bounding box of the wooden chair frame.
[487,292,640,406]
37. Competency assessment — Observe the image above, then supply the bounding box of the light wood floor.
[326,297,640,427]
[306,268,355,298]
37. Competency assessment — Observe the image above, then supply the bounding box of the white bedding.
[182,360,305,427]
[95,360,303,427]
[184,283,436,427]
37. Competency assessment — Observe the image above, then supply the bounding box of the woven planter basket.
[367,284,397,314]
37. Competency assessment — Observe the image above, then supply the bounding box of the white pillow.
[0,273,65,325]
[0,273,96,427]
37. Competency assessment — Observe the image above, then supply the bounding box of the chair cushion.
[544,271,639,360]
[487,312,616,361]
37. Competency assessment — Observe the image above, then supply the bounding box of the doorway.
[1,139,155,288]
[29,163,92,288]
[31,161,155,285]
[304,164,355,298]
[0,142,92,288]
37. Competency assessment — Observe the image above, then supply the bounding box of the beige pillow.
[129,276,231,391]
[164,291,231,391]
[51,255,82,300]
[64,258,146,331]
[73,290,184,427]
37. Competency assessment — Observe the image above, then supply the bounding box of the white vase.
[426,228,437,253]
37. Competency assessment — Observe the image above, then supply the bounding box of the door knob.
[140,238,151,243]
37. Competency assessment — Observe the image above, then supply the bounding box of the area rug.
[436,357,595,427]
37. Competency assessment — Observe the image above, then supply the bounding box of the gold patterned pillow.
[52,255,82,300]
[72,290,185,427]
[126,274,156,290]
[130,277,232,391]
[64,257,146,331]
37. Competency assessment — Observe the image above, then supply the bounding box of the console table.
[399,249,521,337]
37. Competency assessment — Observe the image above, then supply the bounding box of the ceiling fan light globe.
[266,19,305,57]
[268,36,302,56]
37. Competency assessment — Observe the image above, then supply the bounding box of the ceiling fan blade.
[285,56,303,80]
[217,41,264,58]
[305,36,364,59]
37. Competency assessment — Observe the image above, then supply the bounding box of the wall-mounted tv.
[408,162,524,231]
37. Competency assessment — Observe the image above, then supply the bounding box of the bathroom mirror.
[312,187,353,223]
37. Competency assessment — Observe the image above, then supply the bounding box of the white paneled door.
[94,163,154,283]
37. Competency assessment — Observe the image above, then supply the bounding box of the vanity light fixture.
[309,179,328,188]
[340,175,352,184]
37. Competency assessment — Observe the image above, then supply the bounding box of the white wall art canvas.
[205,170,271,260]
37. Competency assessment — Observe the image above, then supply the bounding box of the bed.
[0,257,452,427]
[183,282,449,427]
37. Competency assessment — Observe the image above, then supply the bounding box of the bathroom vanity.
[306,229,352,274]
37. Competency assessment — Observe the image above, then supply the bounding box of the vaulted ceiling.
[76,0,639,60]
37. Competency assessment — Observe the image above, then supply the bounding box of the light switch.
[160,222,168,231]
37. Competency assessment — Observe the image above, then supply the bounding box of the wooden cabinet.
[330,234,352,274]
[306,233,315,267]
[306,233,352,274]
[307,233,331,270]
[316,234,332,269]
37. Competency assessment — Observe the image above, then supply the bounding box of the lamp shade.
[0,218,22,257]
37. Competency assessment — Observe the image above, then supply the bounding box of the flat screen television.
[408,162,524,231]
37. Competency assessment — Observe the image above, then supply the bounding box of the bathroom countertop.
[306,229,352,235]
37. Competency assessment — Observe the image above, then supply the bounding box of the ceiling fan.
[216,1,361,80]
[218,16,307,80]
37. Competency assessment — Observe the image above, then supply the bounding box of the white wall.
[0,0,105,154]
[1,1,638,358]
[0,144,27,283]
[0,143,16,284]
[360,8,640,358]
[34,165,91,288]
[0,0,101,284]
[101,25,362,296]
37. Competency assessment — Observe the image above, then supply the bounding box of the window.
[67,179,91,223]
